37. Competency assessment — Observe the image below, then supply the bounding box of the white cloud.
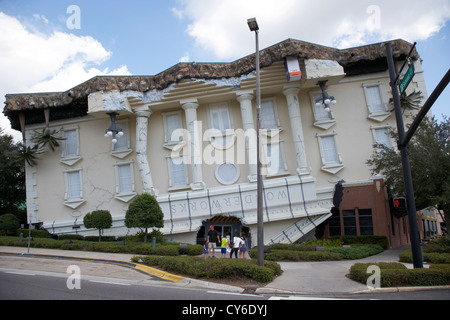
[0,12,130,141]
[179,53,190,62]
[175,0,450,60]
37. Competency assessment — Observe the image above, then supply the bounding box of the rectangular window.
[63,169,85,209]
[113,121,130,150]
[67,171,82,199]
[321,136,338,163]
[359,209,374,235]
[168,157,188,188]
[61,126,82,166]
[373,127,393,151]
[117,164,133,193]
[312,93,333,121]
[261,99,279,129]
[363,83,390,122]
[64,129,78,157]
[265,141,287,176]
[163,112,183,143]
[343,210,357,236]
[365,86,385,113]
[209,103,232,132]
[317,133,344,174]
[114,162,137,203]
[329,209,342,237]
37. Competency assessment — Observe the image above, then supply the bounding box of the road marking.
[269,296,351,300]
[89,280,131,286]
[4,271,36,276]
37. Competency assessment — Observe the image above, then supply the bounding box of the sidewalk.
[256,246,411,295]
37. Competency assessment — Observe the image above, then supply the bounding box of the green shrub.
[186,244,203,256]
[269,243,317,251]
[16,229,50,238]
[349,262,450,287]
[302,238,344,247]
[328,245,384,260]
[424,238,450,254]
[400,249,450,264]
[58,234,85,241]
[332,235,389,249]
[136,256,281,283]
[250,247,343,261]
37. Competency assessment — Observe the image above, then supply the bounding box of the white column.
[134,106,158,195]
[236,91,257,182]
[282,85,311,175]
[181,98,206,190]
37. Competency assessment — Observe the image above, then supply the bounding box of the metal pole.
[385,42,423,268]
[401,68,450,147]
[255,29,264,267]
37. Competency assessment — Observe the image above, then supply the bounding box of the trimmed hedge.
[400,249,450,264]
[16,229,50,239]
[249,244,384,261]
[349,262,450,287]
[331,235,389,250]
[249,247,343,261]
[328,245,384,260]
[0,236,202,256]
[134,255,282,283]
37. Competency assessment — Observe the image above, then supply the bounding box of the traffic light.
[391,197,407,218]
[393,197,407,209]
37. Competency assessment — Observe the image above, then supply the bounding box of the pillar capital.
[236,90,254,102]
[133,105,152,118]
[181,98,199,110]
[282,84,301,96]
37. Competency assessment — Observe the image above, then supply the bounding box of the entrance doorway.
[196,215,250,246]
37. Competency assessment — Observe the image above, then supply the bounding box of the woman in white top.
[229,233,244,258]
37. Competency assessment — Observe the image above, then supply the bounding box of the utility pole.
[247,17,264,267]
[385,42,423,268]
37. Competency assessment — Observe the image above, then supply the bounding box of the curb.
[133,263,184,283]
[353,285,450,294]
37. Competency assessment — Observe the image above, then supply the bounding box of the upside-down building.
[3,39,428,247]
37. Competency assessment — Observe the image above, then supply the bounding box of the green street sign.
[399,64,415,95]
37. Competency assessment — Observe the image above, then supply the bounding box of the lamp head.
[247,18,259,31]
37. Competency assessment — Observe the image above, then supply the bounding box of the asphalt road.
[0,269,266,300]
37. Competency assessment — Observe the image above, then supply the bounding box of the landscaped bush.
[332,235,389,249]
[423,238,450,254]
[0,236,192,256]
[134,255,282,283]
[253,248,344,261]
[249,243,384,262]
[269,243,317,251]
[328,244,384,260]
[349,262,450,287]
[400,238,450,264]
[16,229,50,238]
[58,234,84,241]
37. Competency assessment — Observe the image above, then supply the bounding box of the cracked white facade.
[5,39,428,246]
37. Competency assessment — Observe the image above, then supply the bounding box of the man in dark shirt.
[207,225,220,258]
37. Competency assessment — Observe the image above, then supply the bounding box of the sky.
[1,0,449,142]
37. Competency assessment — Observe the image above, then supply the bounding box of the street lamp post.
[247,17,264,267]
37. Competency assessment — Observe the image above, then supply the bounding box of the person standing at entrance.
[207,225,220,258]
[239,232,248,259]
[220,235,229,258]
[230,233,244,258]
